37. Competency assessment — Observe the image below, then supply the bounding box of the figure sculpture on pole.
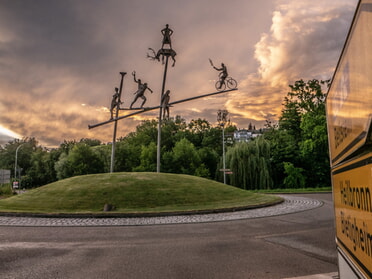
[110,87,121,119]
[161,90,171,119]
[161,24,173,49]
[130,71,153,109]
[147,24,176,67]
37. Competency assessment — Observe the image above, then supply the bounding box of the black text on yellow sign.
[333,153,372,278]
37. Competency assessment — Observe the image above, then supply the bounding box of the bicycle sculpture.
[209,59,237,91]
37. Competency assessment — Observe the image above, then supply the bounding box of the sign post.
[326,1,372,277]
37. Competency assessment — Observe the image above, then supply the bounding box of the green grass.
[0,172,281,214]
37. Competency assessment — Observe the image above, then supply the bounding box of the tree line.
[0,79,330,190]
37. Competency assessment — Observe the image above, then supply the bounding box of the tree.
[186,118,211,147]
[283,162,306,189]
[161,116,187,152]
[299,111,330,187]
[69,144,104,176]
[0,138,38,179]
[287,79,329,114]
[265,79,330,188]
[126,119,158,147]
[263,129,299,188]
[197,147,219,179]
[55,143,104,179]
[92,145,111,173]
[79,138,101,147]
[226,137,272,190]
[25,147,57,187]
[134,142,157,172]
[59,140,77,154]
[279,96,302,140]
[165,138,201,175]
[115,140,141,172]
[55,152,73,180]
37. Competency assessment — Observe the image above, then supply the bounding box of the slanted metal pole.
[110,72,126,173]
[88,89,237,130]
[157,55,169,173]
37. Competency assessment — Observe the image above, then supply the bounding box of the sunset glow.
[0,0,358,147]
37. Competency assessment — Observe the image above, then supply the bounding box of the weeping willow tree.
[225,137,272,190]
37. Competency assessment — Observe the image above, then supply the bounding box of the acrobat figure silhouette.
[161,24,173,49]
[130,71,153,109]
[212,62,228,89]
[110,87,121,119]
[161,90,171,119]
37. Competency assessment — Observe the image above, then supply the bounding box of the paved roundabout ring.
[0,195,322,227]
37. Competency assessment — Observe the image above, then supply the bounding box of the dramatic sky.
[0,0,358,147]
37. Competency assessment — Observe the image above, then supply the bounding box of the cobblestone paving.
[0,195,322,227]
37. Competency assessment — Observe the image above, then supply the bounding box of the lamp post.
[14,143,25,188]
[217,109,228,184]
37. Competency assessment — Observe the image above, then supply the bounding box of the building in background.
[233,123,262,142]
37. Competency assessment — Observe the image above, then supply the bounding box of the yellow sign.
[326,1,372,166]
[333,153,372,278]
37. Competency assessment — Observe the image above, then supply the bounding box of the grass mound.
[0,172,282,214]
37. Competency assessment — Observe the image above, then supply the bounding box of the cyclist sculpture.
[209,59,237,91]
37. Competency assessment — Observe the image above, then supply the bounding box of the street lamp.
[217,109,228,184]
[14,143,25,188]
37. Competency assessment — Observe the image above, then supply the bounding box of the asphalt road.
[0,193,337,279]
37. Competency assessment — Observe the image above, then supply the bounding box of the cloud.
[226,0,357,127]
[0,0,358,147]
[257,0,357,84]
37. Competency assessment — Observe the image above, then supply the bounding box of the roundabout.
[0,195,322,227]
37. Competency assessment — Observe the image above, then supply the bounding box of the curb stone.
[0,195,323,227]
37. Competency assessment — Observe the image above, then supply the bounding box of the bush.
[0,184,13,196]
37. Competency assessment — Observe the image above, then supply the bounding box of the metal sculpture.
[110,87,121,119]
[147,24,177,172]
[161,24,173,49]
[209,59,237,91]
[147,48,177,67]
[88,24,239,175]
[130,71,153,109]
[161,90,171,119]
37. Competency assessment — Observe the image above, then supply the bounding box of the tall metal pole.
[157,55,169,173]
[110,72,126,173]
[217,109,228,184]
[222,124,226,184]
